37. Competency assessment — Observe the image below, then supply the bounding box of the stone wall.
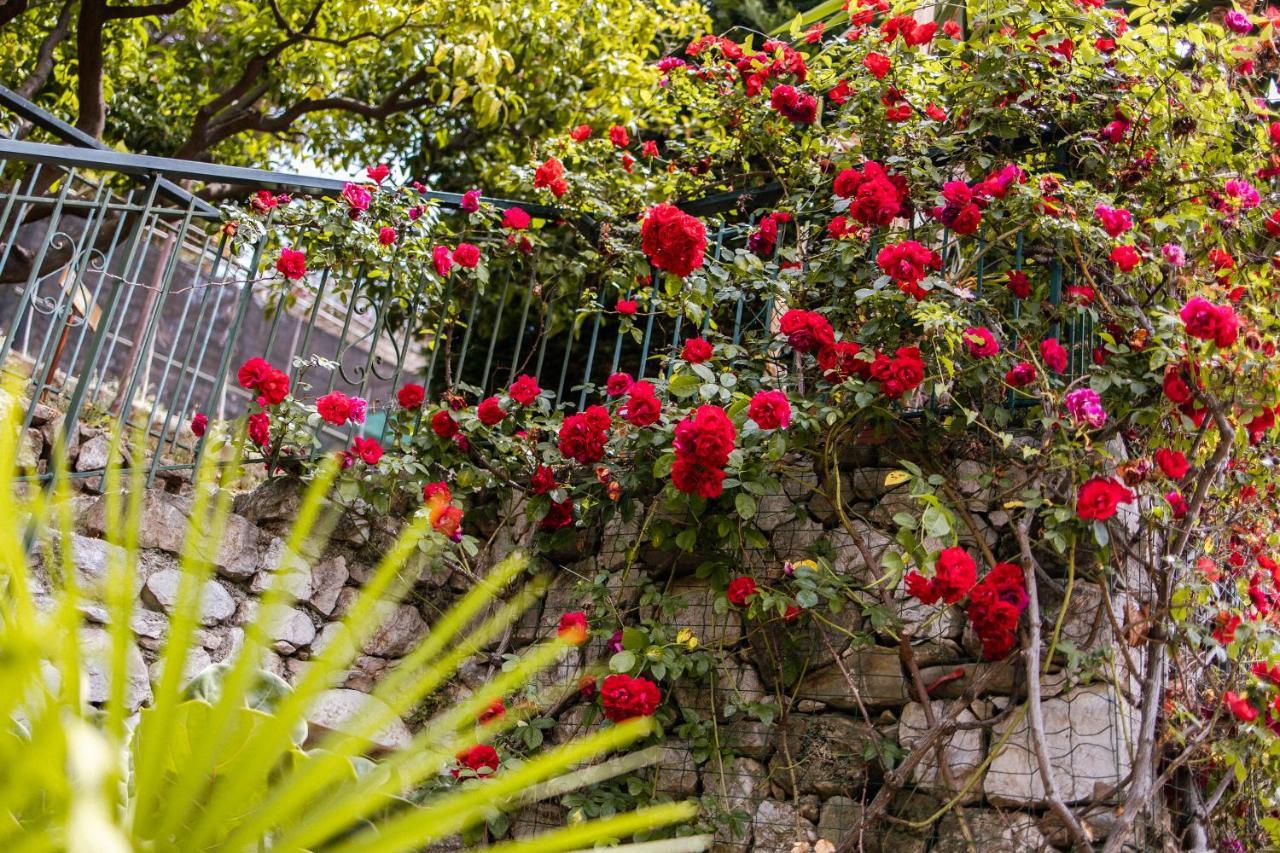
[47,446,1145,852]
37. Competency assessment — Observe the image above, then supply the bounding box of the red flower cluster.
[1180,297,1239,348]
[870,347,926,399]
[681,337,713,363]
[640,204,708,278]
[276,248,307,280]
[833,161,909,227]
[397,383,425,409]
[317,390,356,426]
[818,341,871,383]
[931,180,986,235]
[599,674,662,722]
[747,211,791,256]
[558,405,611,463]
[881,13,936,45]
[477,396,506,426]
[769,84,818,124]
[237,357,290,406]
[349,436,382,466]
[876,240,943,299]
[557,611,588,645]
[509,374,541,406]
[778,309,835,353]
[247,412,270,447]
[963,327,999,358]
[672,404,736,498]
[534,157,568,197]
[423,481,464,539]
[733,40,808,95]
[905,547,977,605]
[966,562,1028,660]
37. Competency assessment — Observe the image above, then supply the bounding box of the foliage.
[0,407,707,850]
[0,0,707,188]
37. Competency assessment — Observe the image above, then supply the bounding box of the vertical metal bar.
[576,286,606,409]
[637,268,660,380]
[198,225,270,465]
[423,280,453,394]
[290,267,331,386]
[507,264,536,386]
[610,287,632,375]
[325,266,366,396]
[482,274,513,392]
[0,167,74,370]
[168,244,233,457]
[0,164,45,275]
[666,313,684,380]
[455,288,481,386]
[90,209,161,402]
[61,174,162,452]
[116,198,197,431]
[63,188,131,379]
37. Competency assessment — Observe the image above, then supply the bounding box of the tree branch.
[103,0,193,19]
[74,0,108,137]
[14,0,74,99]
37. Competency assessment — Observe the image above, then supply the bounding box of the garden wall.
[47,441,1151,852]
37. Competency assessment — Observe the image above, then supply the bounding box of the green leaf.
[735,493,757,520]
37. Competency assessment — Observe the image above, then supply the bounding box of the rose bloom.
[605,372,634,397]
[608,125,630,147]
[316,391,354,426]
[769,84,817,124]
[673,404,736,468]
[1154,448,1189,480]
[558,406,611,463]
[430,410,459,439]
[748,389,791,430]
[432,245,453,277]
[377,226,397,246]
[726,576,758,606]
[1005,361,1036,387]
[452,243,481,268]
[623,382,662,427]
[570,124,591,141]
[509,374,541,406]
[1225,691,1258,722]
[491,207,529,233]
[460,189,482,212]
[453,744,499,778]
[962,327,999,358]
[778,309,835,353]
[397,383,425,409]
[247,412,271,447]
[190,412,208,437]
[478,699,506,724]
[1093,204,1132,237]
[530,465,556,494]
[1109,244,1141,272]
[1064,387,1107,429]
[671,458,726,498]
[477,396,506,426]
[1225,9,1253,34]
[276,248,307,280]
[1006,270,1031,298]
[818,341,871,383]
[557,611,588,645]
[870,347,925,399]
[341,182,371,212]
[933,547,978,603]
[640,203,707,278]
[599,674,662,722]
[540,497,574,531]
[1180,297,1239,348]
[681,337,713,363]
[1165,490,1188,519]
[1161,243,1186,267]
[350,436,382,465]
[1075,477,1135,521]
[1040,338,1068,374]
[615,299,638,315]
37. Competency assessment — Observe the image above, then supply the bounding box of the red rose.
[430,410,460,439]
[570,124,591,141]
[870,347,925,399]
[397,383,425,409]
[433,245,453,277]
[1005,361,1036,387]
[640,203,707,278]
[559,408,610,463]
[1006,270,1031,298]
[1094,204,1132,237]
[599,674,662,722]
[1109,244,1142,272]
[623,382,662,427]
[616,299,638,315]
[1225,692,1258,722]
[316,391,354,426]
[1075,477,1135,521]
[863,52,891,78]
[608,125,630,147]
[453,744,499,778]
[350,436,382,465]
[247,412,271,447]
[530,465,556,494]
[681,337,713,363]
[502,207,531,230]
[534,157,567,197]
[477,396,506,426]
[769,84,818,124]
[1154,448,1189,480]
[605,372,635,397]
[461,189,482,212]
[190,412,208,437]
[877,240,942,299]
[366,163,390,183]
[671,458,726,498]
[557,611,588,644]
[832,161,909,227]
[962,327,999,358]
[905,571,941,604]
[1162,363,1195,404]
[673,404,735,468]
[276,248,307,280]
[726,576,758,606]
[933,547,978,603]
[237,357,273,391]
[1040,338,1068,374]
[342,182,371,212]
[748,389,791,430]
[778,309,835,353]
[478,699,506,724]
[540,497,575,530]
[1165,490,1188,519]
[818,341,871,383]
[1179,297,1239,348]
[377,226,397,246]
[509,374,541,406]
[453,243,481,268]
